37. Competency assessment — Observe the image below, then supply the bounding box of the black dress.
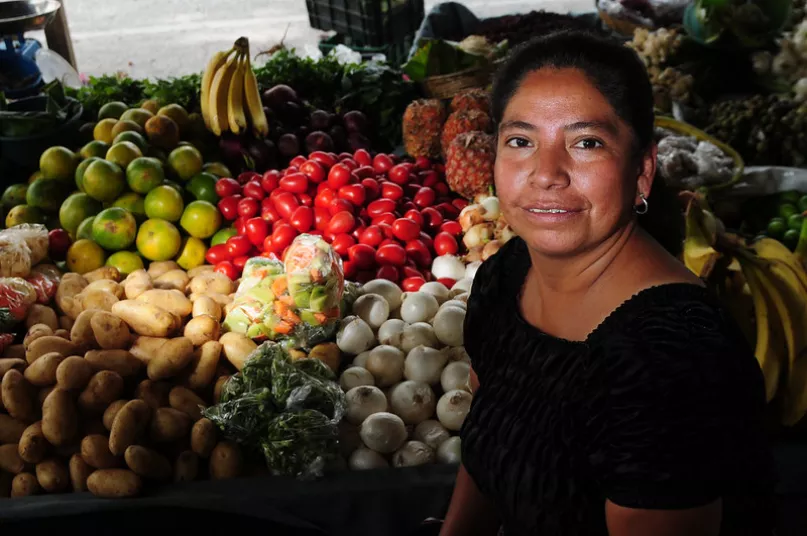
[460,238,776,536]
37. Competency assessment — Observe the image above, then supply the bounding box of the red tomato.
[402,276,426,292]
[237,171,260,185]
[261,199,281,223]
[261,170,281,193]
[272,224,297,252]
[452,198,469,211]
[273,192,299,220]
[413,187,436,208]
[299,160,326,183]
[214,261,238,280]
[308,151,336,169]
[353,166,375,179]
[232,256,249,271]
[359,225,384,247]
[242,181,266,200]
[338,184,366,206]
[437,202,460,219]
[405,239,432,267]
[297,193,313,207]
[434,232,459,255]
[434,163,445,173]
[376,243,406,266]
[245,217,269,247]
[419,232,434,252]
[388,163,412,185]
[405,183,422,199]
[376,265,399,283]
[402,266,423,279]
[290,155,307,168]
[420,207,443,231]
[348,243,376,269]
[392,218,420,241]
[440,220,463,236]
[419,170,439,188]
[279,173,308,194]
[314,207,331,232]
[215,178,241,198]
[331,233,356,257]
[323,231,337,243]
[341,159,358,171]
[377,223,395,239]
[373,154,395,175]
[237,197,259,219]
[290,206,314,232]
[327,163,352,189]
[234,217,247,236]
[361,178,380,201]
[329,198,354,217]
[315,186,336,209]
[327,212,356,235]
[226,235,252,257]
[367,198,396,218]
[262,235,275,253]
[403,209,424,228]
[354,149,372,167]
[399,200,416,213]
[414,156,432,171]
[205,244,230,264]
[217,195,242,221]
[437,278,457,289]
[434,183,450,196]
[381,182,403,201]
[338,152,353,161]
[47,229,71,261]
[342,259,358,280]
[371,212,396,227]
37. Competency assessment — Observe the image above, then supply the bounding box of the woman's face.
[494,67,655,258]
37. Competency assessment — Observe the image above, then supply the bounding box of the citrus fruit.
[186,172,219,204]
[111,119,143,139]
[140,99,160,114]
[26,178,71,212]
[211,227,237,246]
[59,193,102,235]
[40,146,79,182]
[784,228,800,249]
[202,162,232,178]
[75,156,101,191]
[175,236,207,270]
[136,218,182,261]
[76,216,96,240]
[2,183,28,210]
[5,205,45,228]
[147,146,168,162]
[120,108,154,129]
[162,180,183,194]
[157,104,190,133]
[180,200,221,239]
[80,140,110,160]
[167,145,203,181]
[98,101,128,120]
[94,118,118,144]
[145,115,180,149]
[92,207,137,251]
[144,185,184,222]
[66,239,106,274]
[27,171,42,184]
[106,141,143,169]
[126,157,165,194]
[83,160,126,203]
[106,251,144,276]
[113,131,148,153]
[112,192,146,221]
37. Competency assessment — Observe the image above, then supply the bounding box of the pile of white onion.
[336,275,475,471]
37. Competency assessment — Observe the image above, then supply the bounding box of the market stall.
[1,0,807,534]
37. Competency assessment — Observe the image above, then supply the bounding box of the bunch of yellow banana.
[200,37,269,138]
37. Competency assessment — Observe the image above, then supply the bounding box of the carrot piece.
[271,275,288,297]
[325,306,340,318]
[278,295,295,307]
[313,313,328,325]
[284,309,301,324]
[274,321,293,335]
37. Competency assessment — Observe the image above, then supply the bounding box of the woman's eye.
[505,137,531,148]
[575,138,603,149]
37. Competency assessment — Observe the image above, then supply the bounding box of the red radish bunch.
[208,149,468,286]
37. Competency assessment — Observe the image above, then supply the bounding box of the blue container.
[0,45,43,99]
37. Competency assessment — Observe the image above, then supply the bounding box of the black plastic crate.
[306,0,425,47]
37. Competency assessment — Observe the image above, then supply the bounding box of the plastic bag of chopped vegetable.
[25,264,62,304]
[0,277,38,331]
[223,257,286,339]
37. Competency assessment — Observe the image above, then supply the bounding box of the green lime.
[2,183,28,210]
[788,213,804,231]
[186,173,219,204]
[40,146,79,182]
[126,157,165,194]
[76,216,96,240]
[781,191,801,205]
[98,101,129,121]
[211,227,238,246]
[779,204,798,220]
[75,156,101,192]
[798,195,807,214]
[113,131,149,154]
[144,185,184,222]
[106,251,144,277]
[26,178,71,212]
[767,217,787,239]
[783,228,800,250]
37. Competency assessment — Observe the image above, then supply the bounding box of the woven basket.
[421,64,494,100]
[598,9,647,37]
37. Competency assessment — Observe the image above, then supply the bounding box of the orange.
[179,200,221,239]
[136,218,182,261]
[144,185,184,222]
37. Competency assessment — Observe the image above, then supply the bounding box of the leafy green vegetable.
[402,39,498,82]
[65,74,146,120]
[142,74,202,113]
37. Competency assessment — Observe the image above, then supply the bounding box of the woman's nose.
[529,147,571,190]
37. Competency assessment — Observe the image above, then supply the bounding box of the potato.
[136,289,193,317]
[90,312,131,350]
[189,272,233,296]
[168,386,206,421]
[84,349,142,377]
[125,445,171,480]
[148,261,180,279]
[111,300,177,337]
[188,265,215,278]
[76,289,119,312]
[23,352,64,387]
[191,296,222,321]
[213,375,230,404]
[109,399,151,456]
[36,458,69,493]
[23,323,53,350]
[56,356,93,391]
[147,337,194,380]
[18,421,48,464]
[25,305,58,331]
[81,434,121,469]
[209,441,242,480]
[189,292,233,308]
[153,269,190,293]
[69,454,93,492]
[150,407,192,443]
[0,443,24,473]
[82,419,108,437]
[0,414,28,444]
[78,371,124,413]
[84,266,120,283]
[2,369,36,422]
[190,418,217,458]
[69,309,100,351]
[87,468,142,498]
[0,357,25,376]
[26,336,77,365]
[2,345,25,361]
[56,273,88,319]
[41,388,78,446]
[181,315,218,347]
[53,329,70,340]
[124,269,152,300]
[184,341,222,391]
[58,316,74,332]
[135,379,171,410]
[11,472,40,497]
[129,336,169,364]
[219,332,257,371]
[84,279,124,299]
[37,386,56,406]
[174,450,199,483]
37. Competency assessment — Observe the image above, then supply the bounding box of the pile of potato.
[0,261,263,499]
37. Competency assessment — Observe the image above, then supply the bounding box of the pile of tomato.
[205,149,468,290]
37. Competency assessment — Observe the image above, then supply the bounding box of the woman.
[439,31,775,536]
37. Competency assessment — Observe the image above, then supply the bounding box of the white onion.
[405,346,449,384]
[336,316,376,355]
[436,436,462,464]
[400,292,439,324]
[441,361,471,393]
[432,306,465,347]
[393,322,439,354]
[345,385,388,425]
[480,196,500,221]
[360,412,407,453]
[414,420,450,450]
[452,292,470,303]
[444,346,470,364]
[450,278,473,296]
[463,224,494,249]
[392,441,435,467]
[389,307,402,320]
[378,318,406,346]
[436,390,472,431]
[365,345,405,387]
[340,366,375,391]
[431,255,466,282]
[388,381,436,425]
[352,293,390,329]
[440,299,467,311]
[352,351,371,368]
[465,262,482,280]
[418,282,450,304]
[362,279,403,311]
[349,447,389,470]
[338,421,363,456]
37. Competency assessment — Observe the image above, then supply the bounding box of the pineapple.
[402,99,446,159]
[441,109,492,158]
[445,131,495,200]
[450,89,491,115]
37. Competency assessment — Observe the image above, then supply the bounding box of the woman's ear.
[635,143,657,203]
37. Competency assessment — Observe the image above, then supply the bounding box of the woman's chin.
[520,232,586,258]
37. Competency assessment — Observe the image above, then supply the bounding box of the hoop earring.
[635,194,649,215]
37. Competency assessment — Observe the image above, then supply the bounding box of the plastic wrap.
[0,277,38,331]
[25,264,62,304]
[0,224,49,278]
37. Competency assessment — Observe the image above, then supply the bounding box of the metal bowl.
[0,0,61,37]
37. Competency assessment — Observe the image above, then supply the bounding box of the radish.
[400,292,439,323]
[431,255,466,282]
[395,322,439,353]
[378,318,406,346]
[353,350,371,368]
[419,281,450,304]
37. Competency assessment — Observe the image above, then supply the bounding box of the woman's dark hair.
[491,30,683,256]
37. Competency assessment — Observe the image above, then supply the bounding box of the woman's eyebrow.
[499,120,536,132]
[565,120,618,136]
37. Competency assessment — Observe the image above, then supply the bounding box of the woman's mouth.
[522,205,582,223]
